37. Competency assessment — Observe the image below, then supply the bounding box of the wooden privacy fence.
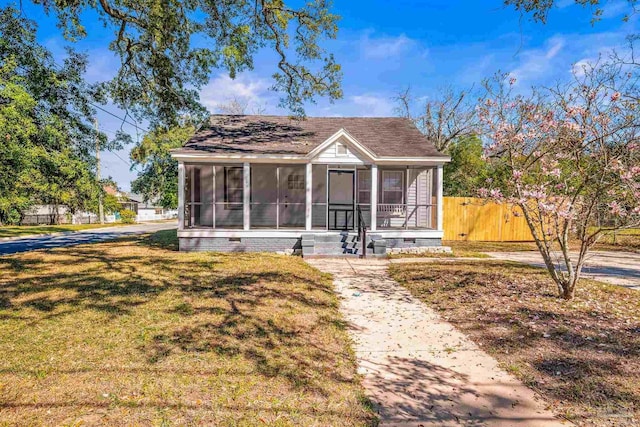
[443,197,534,242]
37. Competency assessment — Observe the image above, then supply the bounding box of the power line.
[112,151,133,168]
[14,63,149,134]
[98,126,137,168]
[92,102,147,134]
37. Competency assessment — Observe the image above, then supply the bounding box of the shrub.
[119,209,136,224]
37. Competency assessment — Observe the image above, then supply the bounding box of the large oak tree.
[32,0,343,125]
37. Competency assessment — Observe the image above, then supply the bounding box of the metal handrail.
[328,203,355,230]
[357,204,367,258]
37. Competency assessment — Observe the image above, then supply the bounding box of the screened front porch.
[180,163,442,232]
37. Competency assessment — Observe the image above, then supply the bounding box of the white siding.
[313,139,365,164]
[407,168,433,228]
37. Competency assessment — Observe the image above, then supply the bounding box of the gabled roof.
[171,115,448,159]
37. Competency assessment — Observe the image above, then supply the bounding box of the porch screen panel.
[184,165,213,228]
[250,165,277,228]
[311,165,327,229]
[198,166,214,227]
[356,167,371,228]
[279,165,306,228]
[378,169,405,229]
[214,165,244,228]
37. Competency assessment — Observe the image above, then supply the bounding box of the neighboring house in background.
[105,187,138,213]
[21,205,97,225]
[127,193,178,221]
[170,115,450,255]
[105,186,178,222]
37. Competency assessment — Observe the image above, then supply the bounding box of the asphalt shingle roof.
[172,115,447,158]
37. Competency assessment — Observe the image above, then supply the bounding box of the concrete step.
[312,242,359,248]
[311,233,359,243]
[312,249,361,255]
[305,253,362,258]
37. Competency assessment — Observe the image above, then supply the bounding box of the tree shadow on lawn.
[141,270,351,397]
[0,238,359,400]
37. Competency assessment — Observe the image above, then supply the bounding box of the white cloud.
[600,0,630,19]
[555,0,576,9]
[199,74,275,114]
[348,94,396,116]
[309,93,397,117]
[509,36,566,85]
[360,31,424,59]
[571,58,594,77]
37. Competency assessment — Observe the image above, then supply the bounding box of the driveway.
[0,222,177,256]
[307,257,565,426]
[487,250,640,291]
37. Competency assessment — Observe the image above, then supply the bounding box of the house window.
[224,167,243,209]
[336,142,348,156]
[382,170,404,204]
[288,174,305,190]
[357,171,371,204]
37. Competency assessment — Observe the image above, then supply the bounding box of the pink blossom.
[512,170,523,180]
[611,92,621,102]
[609,201,627,217]
[490,189,504,200]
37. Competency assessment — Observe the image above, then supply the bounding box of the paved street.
[486,250,640,291]
[0,222,177,256]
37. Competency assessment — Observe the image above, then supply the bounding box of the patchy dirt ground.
[390,260,640,426]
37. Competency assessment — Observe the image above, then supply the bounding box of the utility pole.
[95,118,104,224]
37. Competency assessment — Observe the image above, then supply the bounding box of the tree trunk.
[561,281,575,299]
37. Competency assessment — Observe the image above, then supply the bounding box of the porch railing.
[328,203,355,230]
[183,201,437,230]
[377,203,436,230]
[183,202,306,229]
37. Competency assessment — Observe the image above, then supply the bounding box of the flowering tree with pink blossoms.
[478,57,640,299]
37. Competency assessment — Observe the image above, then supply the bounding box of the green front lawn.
[390,260,640,426]
[0,223,129,238]
[0,230,375,426]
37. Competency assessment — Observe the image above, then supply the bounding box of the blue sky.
[10,0,638,190]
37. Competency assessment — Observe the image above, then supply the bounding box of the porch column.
[305,162,312,230]
[178,161,185,230]
[243,162,250,230]
[437,164,444,231]
[370,164,378,231]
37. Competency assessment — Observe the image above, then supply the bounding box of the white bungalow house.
[171,115,450,255]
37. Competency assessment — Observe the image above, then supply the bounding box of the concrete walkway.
[486,251,640,291]
[306,258,566,427]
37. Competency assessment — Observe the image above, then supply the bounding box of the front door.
[328,170,355,230]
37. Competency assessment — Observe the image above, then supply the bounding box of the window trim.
[357,170,371,205]
[224,166,243,209]
[382,170,404,204]
[335,141,348,156]
[287,174,305,190]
